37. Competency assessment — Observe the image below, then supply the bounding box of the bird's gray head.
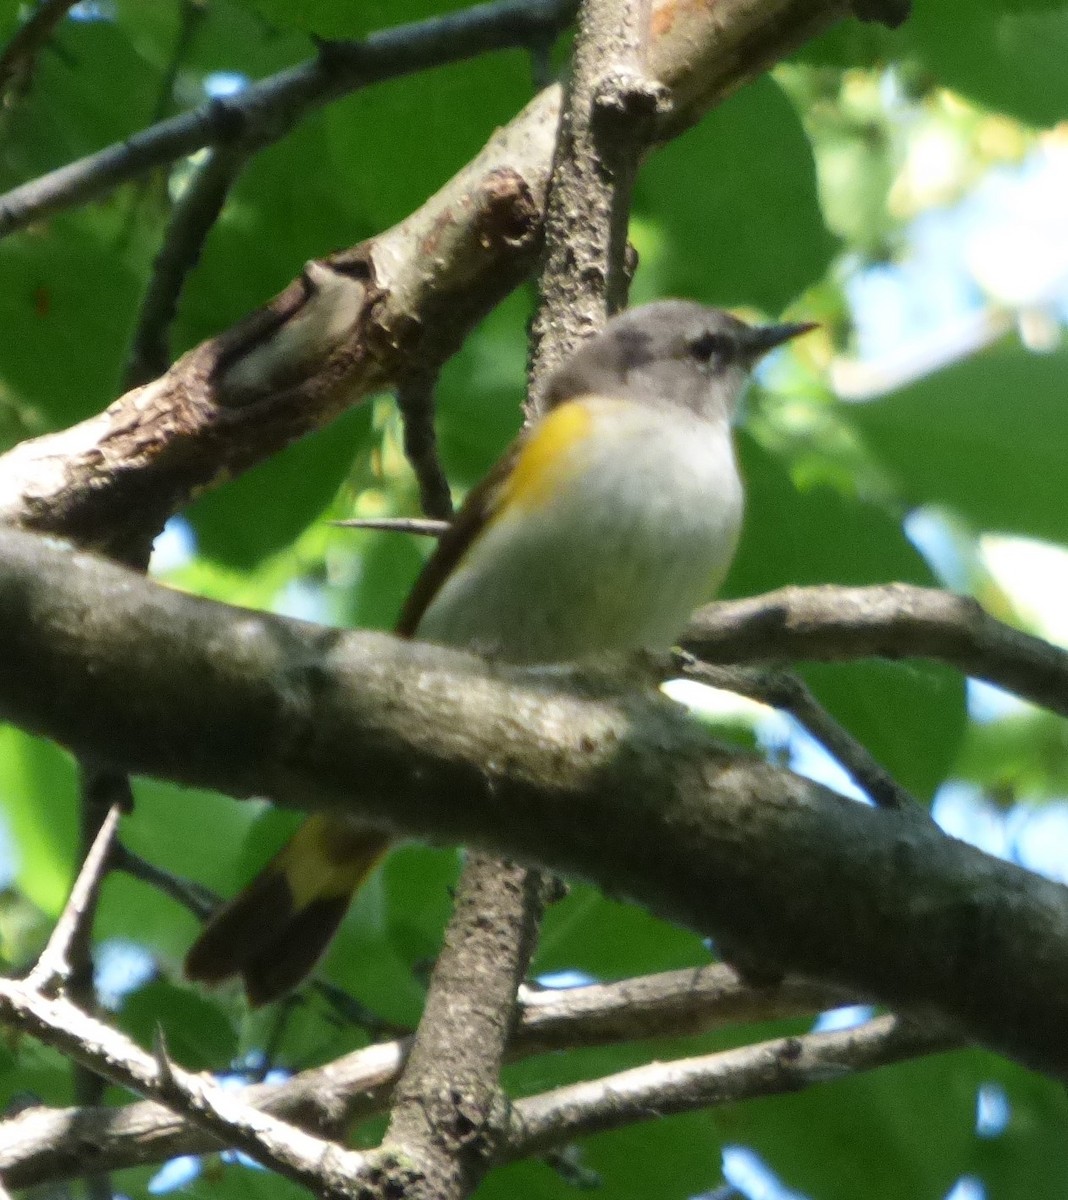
[543,300,816,421]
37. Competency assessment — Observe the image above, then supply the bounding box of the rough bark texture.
[684,583,1068,719]
[0,0,848,555]
[527,0,664,403]
[0,965,841,1187]
[1,528,1067,1079]
[381,858,546,1199]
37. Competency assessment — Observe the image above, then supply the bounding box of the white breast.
[417,400,743,663]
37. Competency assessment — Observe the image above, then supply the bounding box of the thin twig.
[124,145,249,388]
[0,0,578,239]
[332,516,449,537]
[395,364,455,521]
[515,964,849,1056]
[67,768,130,1200]
[677,656,924,814]
[26,801,122,995]
[111,843,221,923]
[0,964,849,1186]
[0,0,77,98]
[0,977,371,1195]
[507,1014,954,1157]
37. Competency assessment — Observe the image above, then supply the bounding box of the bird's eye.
[687,331,733,364]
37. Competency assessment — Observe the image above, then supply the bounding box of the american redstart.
[185,300,815,1004]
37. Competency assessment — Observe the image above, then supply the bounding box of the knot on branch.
[592,68,671,136]
[478,167,542,250]
[425,1084,513,1162]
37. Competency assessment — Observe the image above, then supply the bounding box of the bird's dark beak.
[743,320,818,360]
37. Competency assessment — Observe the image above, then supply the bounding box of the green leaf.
[341,524,428,633]
[318,843,460,1029]
[435,288,530,487]
[323,52,533,235]
[0,1036,73,1110]
[0,20,158,187]
[637,76,838,313]
[968,1054,1068,1200]
[535,883,708,981]
[478,1110,725,1200]
[186,404,375,568]
[120,980,238,1070]
[730,1048,1068,1200]
[729,1048,976,1200]
[955,709,1068,798]
[0,728,77,917]
[908,0,1068,128]
[847,340,1068,546]
[0,212,154,427]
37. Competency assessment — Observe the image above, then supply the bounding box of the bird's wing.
[393,439,521,639]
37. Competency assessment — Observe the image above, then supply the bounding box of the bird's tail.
[184,814,390,1006]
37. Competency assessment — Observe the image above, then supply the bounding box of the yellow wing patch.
[500,399,594,513]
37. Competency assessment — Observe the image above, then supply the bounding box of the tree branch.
[1,527,1068,1076]
[381,858,548,1198]
[684,583,1068,720]
[111,842,221,922]
[332,516,449,537]
[0,964,850,1187]
[528,0,664,404]
[0,978,371,1194]
[0,0,579,240]
[0,0,77,99]
[395,363,455,521]
[507,1014,950,1156]
[677,658,923,814]
[0,0,849,554]
[124,146,249,389]
[25,801,122,995]
[377,2,661,1189]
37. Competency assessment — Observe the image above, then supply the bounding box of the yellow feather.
[500,400,593,513]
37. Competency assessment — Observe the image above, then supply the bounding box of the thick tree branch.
[0,0,849,553]
[1,527,1068,1077]
[373,2,668,1191]
[528,0,664,403]
[685,583,1068,720]
[375,2,656,1187]
[0,965,850,1187]
[0,0,578,240]
[381,858,548,1198]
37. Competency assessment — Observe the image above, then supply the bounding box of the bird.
[184,299,815,1004]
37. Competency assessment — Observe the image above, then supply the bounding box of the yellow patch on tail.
[277,814,387,911]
